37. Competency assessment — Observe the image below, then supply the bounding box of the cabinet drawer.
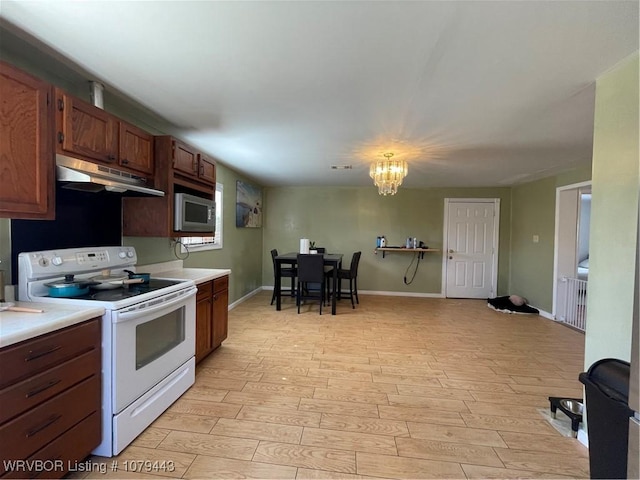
[0,375,100,470]
[1,411,101,479]
[213,276,228,294]
[0,349,99,424]
[197,281,213,301]
[0,319,99,388]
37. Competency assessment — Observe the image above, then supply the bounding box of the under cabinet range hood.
[56,155,165,196]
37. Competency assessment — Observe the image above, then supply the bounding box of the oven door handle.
[114,287,197,323]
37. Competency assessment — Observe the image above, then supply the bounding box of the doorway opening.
[553,181,591,331]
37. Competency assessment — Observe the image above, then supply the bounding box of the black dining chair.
[326,251,361,309]
[296,254,326,314]
[271,249,296,305]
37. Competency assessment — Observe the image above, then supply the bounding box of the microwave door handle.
[208,207,213,221]
[113,287,197,323]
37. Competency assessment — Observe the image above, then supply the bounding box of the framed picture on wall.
[236,180,262,228]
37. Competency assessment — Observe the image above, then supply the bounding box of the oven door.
[111,287,196,413]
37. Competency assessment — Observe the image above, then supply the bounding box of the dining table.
[274,252,343,315]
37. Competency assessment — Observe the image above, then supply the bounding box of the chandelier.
[369,153,408,196]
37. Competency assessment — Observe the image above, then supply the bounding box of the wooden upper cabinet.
[119,121,153,175]
[171,138,216,186]
[198,153,216,185]
[172,139,199,177]
[55,88,154,177]
[55,89,118,164]
[0,62,55,220]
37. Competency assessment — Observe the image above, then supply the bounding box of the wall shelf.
[374,247,441,259]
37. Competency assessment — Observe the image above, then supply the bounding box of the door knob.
[449,249,455,253]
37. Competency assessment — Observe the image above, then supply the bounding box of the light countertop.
[153,268,231,284]
[138,261,230,285]
[0,302,104,349]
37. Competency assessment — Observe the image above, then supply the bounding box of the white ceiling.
[1,1,638,189]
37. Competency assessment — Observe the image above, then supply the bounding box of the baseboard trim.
[263,286,444,299]
[229,287,263,310]
[536,308,554,320]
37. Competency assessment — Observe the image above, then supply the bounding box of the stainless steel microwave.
[174,193,215,232]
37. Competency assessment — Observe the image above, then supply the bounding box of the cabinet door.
[0,62,54,220]
[172,139,198,177]
[198,154,216,185]
[212,277,229,349]
[195,282,214,363]
[119,121,153,175]
[56,90,117,164]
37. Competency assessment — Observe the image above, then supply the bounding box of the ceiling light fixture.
[369,152,408,196]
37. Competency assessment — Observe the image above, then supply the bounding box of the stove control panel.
[19,246,138,279]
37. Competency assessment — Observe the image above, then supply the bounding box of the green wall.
[509,166,592,312]
[585,53,639,367]
[263,186,512,296]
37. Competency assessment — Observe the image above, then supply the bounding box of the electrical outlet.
[533,235,539,243]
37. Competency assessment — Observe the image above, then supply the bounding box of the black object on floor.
[548,396,583,437]
[579,358,632,479]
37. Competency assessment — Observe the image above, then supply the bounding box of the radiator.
[558,277,588,331]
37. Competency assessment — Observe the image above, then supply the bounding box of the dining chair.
[296,254,326,314]
[326,251,361,309]
[271,249,296,305]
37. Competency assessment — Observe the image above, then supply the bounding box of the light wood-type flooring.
[85,293,590,479]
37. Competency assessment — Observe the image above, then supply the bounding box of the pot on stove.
[90,269,145,290]
[45,275,96,297]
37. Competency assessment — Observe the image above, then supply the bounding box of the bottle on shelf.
[380,236,386,247]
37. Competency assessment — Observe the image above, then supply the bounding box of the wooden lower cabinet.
[195,275,229,363]
[0,319,101,478]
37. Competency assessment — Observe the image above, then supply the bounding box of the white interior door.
[444,200,498,298]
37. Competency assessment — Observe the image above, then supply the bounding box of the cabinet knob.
[121,158,129,165]
[107,155,116,161]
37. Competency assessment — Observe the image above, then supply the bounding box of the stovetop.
[44,279,186,302]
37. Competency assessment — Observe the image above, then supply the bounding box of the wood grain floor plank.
[377,405,466,426]
[301,427,398,455]
[327,378,399,394]
[237,405,322,427]
[299,398,379,418]
[395,384,475,401]
[253,441,356,473]
[295,467,384,479]
[210,418,303,444]
[313,388,389,405]
[242,380,315,398]
[461,464,577,479]
[260,373,329,388]
[406,422,507,448]
[157,431,258,461]
[395,437,504,468]
[356,452,465,479]
[387,394,469,412]
[460,413,559,435]
[222,390,302,409]
[167,399,241,418]
[493,448,589,478]
[498,431,589,457]
[320,413,409,437]
[184,455,297,479]
[151,412,218,434]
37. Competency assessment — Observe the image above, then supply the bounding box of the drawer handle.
[26,414,62,438]
[25,345,62,362]
[26,379,61,398]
